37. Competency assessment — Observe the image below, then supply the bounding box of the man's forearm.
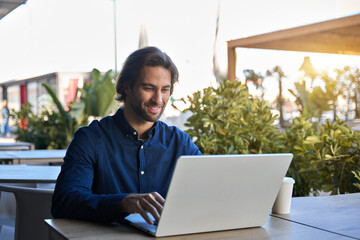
[52,188,128,222]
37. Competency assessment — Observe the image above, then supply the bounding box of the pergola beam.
[227,14,360,81]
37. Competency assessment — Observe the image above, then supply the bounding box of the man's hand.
[120,192,165,225]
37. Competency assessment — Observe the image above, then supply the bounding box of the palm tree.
[266,66,286,127]
[299,56,318,88]
[336,66,360,119]
[321,70,342,121]
[243,69,265,100]
[288,81,307,114]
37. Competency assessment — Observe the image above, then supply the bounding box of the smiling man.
[51,47,201,225]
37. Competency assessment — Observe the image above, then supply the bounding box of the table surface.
[0,142,35,150]
[0,142,33,145]
[0,149,66,160]
[45,193,360,240]
[271,193,360,239]
[0,165,61,183]
[45,216,354,240]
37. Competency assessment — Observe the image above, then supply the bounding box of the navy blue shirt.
[51,108,201,222]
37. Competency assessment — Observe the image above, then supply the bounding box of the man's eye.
[144,88,153,91]
[162,88,170,92]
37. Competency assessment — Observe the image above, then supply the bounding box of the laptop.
[124,153,293,237]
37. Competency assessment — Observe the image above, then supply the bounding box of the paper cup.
[272,177,295,214]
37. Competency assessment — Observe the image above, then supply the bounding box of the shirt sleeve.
[51,128,129,223]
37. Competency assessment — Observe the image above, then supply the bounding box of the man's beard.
[128,98,166,122]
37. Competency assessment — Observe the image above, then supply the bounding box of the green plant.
[42,68,117,142]
[287,117,360,195]
[70,69,117,126]
[10,102,68,149]
[43,83,78,144]
[184,80,286,155]
[321,70,343,120]
[352,170,360,189]
[10,68,117,149]
[266,66,286,127]
[289,82,330,125]
[184,80,360,197]
[284,117,320,196]
[336,66,360,118]
[243,69,265,100]
[316,120,360,194]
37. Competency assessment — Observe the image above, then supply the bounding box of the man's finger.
[140,197,161,222]
[145,193,164,215]
[136,200,154,225]
[152,192,165,205]
[119,193,165,225]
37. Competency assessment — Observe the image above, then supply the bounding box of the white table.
[0,165,61,183]
[0,149,66,165]
[0,142,35,151]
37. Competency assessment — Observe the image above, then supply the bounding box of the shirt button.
[140,171,145,175]
[133,132,137,135]
[126,134,129,138]
[141,145,144,149]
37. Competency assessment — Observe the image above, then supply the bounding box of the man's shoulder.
[156,121,189,138]
[157,120,179,131]
[155,121,201,155]
[75,115,114,136]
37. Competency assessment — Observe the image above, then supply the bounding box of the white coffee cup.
[272,177,295,214]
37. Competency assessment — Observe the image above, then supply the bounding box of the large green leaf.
[83,69,117,117]
[42,83,67,118]
[42,82,79,144]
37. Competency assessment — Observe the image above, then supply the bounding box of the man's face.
[126,66,172,123]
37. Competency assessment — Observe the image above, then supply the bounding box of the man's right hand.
[120,192,165,225]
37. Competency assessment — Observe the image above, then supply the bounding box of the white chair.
[0,184,53,240]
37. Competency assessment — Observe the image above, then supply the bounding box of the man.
[51,47,201,225]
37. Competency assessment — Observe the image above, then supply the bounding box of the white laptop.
[124,153,293,237]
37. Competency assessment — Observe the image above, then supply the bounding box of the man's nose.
[152,90,162,104]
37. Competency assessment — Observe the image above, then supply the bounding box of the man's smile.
[147,105,163,114]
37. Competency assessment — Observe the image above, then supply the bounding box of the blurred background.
[1,0,360,126]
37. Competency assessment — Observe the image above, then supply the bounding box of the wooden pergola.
[227,14,360,82]
[0,0,26,20]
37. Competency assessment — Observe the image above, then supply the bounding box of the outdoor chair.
[0,184,54,240]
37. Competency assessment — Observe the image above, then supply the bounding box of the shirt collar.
[113,107,159,141]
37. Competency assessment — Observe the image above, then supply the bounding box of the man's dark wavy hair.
[115,46,179,102]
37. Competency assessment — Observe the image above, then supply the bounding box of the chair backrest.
[0,184,54,240]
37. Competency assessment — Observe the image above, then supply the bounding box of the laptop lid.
[125,153,293,237]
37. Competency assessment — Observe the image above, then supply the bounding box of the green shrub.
[184,80,360,196]
[353,170,360,190]
[184,80,286,154]
[284,117,321,196]
[288,118,360,195]
[10,102,68,149]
